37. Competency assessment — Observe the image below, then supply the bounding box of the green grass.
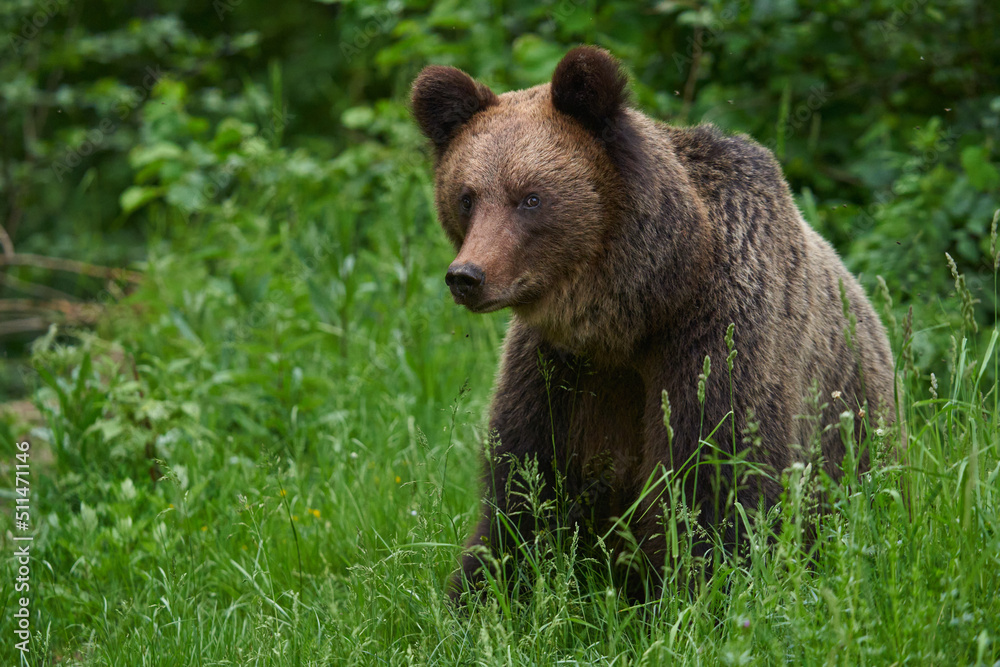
[1,170,997,666]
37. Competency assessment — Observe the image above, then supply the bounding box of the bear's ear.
[411,65,498,149]
[551,46,629,136]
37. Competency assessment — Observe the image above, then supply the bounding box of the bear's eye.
[460,194,473,212]
[523,194,541,209]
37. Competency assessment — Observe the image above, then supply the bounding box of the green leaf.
[120,186,163,214]
[129,141,184,168]
[512,35,565,83]
[960,146,1000,192]
[341,106,375,130]
[212,118,256,152]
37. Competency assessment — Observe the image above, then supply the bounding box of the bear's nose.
[445,263,485,301]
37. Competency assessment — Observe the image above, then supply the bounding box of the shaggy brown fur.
[411,46,895,601]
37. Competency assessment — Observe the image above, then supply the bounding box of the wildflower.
[280,489,287,497]
[309,508,320,518]
[395,476,402,484]
[946,252,979,334]
[292,515,299,522]
[661,390,674,447]
[410,510,418,517]
[831,390,842,400]
[875,276,898,337]
[697,355,711,404]
[201,526,207,532]
[725,323,737,371]
[168,503,175,509]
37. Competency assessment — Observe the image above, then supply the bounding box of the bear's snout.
[445,263,486,304]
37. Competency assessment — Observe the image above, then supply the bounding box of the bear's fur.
[411,46,896,600]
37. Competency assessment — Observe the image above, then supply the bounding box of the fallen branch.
[0,299,104,337]
[0,223,13,259]
[0,253,142,283]
[0,273,77,301]
[0,317,49,336]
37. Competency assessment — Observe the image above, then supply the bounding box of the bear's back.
[664,122,895,465]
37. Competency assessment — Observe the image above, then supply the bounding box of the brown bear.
[411,46,895,600]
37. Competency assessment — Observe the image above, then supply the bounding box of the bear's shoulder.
[666,123,782,186]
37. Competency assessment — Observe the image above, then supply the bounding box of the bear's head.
[411,47,631,320]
